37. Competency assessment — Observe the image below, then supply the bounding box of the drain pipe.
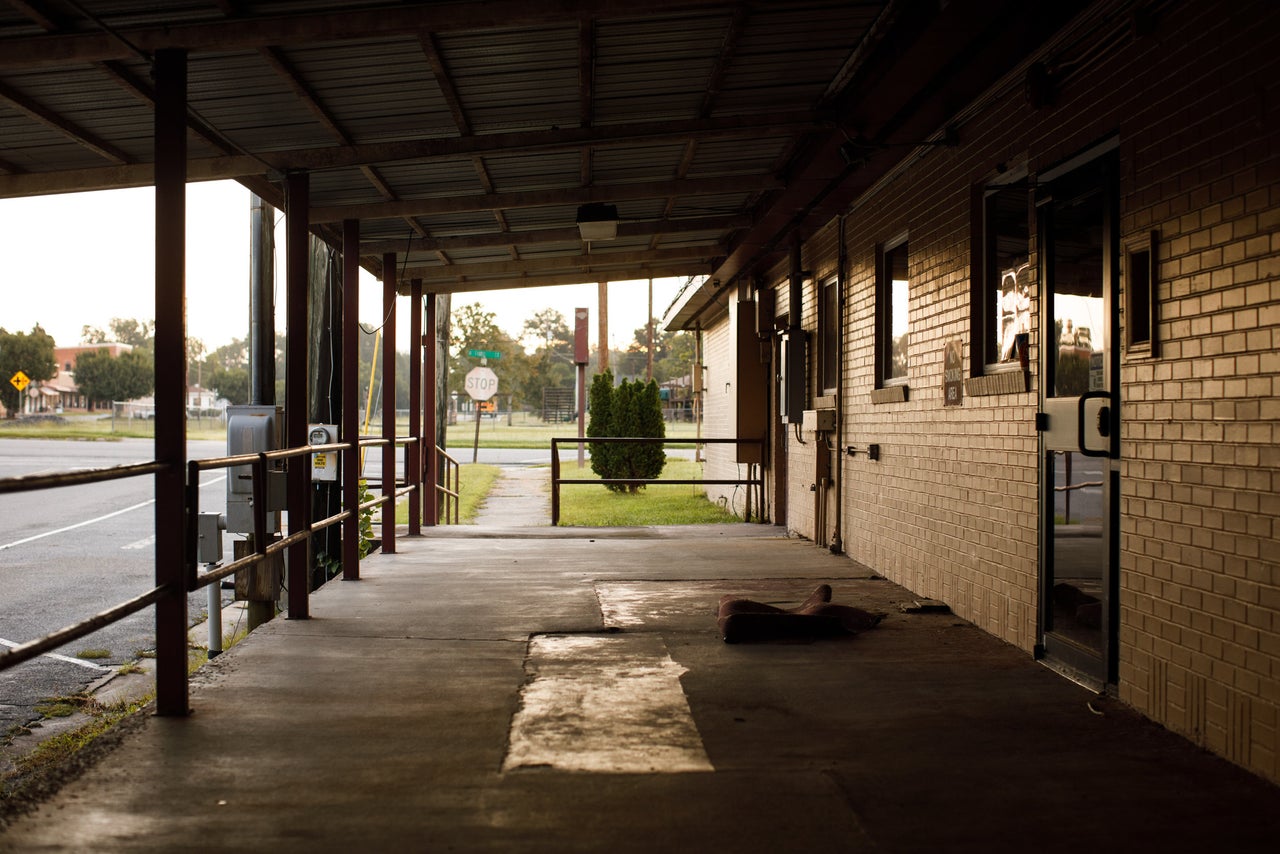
[831,214,846,555]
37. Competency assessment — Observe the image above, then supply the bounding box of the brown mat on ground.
[717,583,882,643]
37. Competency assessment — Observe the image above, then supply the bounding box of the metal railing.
[0,460,171,672]
[435,446,460,525]
[550,436,765,525]
[0,433,438,701]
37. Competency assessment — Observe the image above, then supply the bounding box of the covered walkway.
[2,526,1276,853]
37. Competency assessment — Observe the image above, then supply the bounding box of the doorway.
[1037,147,1120,688]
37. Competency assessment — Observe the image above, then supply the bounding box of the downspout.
[831,214,846,554]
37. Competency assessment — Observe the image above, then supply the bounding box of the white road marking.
[0,638,112,671]
[0,499,156,552]
[121,535,155,550]
[504,634,713,774]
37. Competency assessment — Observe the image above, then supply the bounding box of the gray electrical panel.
[225,405,285,535]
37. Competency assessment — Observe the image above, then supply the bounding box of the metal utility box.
[225,405,284,534]
[802,408,837,433]
[308,423,339,482]
[779,331,807,424]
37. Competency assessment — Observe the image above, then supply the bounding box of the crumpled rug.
[717,583,882,643]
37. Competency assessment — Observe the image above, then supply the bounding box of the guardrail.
[550,436,764,525]
[0,433,434,708]
[435,446,460,525]
[0,460,171,672]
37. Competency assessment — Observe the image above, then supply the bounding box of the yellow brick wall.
[695,0,1279,783]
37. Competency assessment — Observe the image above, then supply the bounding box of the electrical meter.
[309,424,339,482]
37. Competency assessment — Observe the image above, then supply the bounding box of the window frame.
[977,175,1032,374]
[875,233,910,388]
[819,276,840,394]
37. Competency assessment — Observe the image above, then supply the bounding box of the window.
[982,185,1031,367]
[877,238,909,385]
[819,278,839,393]
[1125,231,1158,356]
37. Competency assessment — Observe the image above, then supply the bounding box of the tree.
[448,303,527,409]
[587,373,665,493]
[0,325,55,418]
[74,348,154,407]
[208,366,250,405]
[81,317,155,352]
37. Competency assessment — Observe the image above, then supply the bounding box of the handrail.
[0,585,170,671]
[0,429,433,703]
[0,460,167,494]
[549,436,764,525]
[435,445,460,525]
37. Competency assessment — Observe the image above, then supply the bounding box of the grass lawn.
[556,458,739,526]
[394,463,500,525]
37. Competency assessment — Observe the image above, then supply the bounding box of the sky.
[0,180,688,355]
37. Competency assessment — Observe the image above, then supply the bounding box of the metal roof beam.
[359,214,747,255]
[0,112,816,197]
[0,0,743,69]
[0,79,133,164]
[397,263,709,295]
[401,244,716,282]
[310,175,782,224]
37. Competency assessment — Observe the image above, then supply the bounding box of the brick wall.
[696,0,1279,782]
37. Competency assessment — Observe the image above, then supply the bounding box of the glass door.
[1037,152,1119,687]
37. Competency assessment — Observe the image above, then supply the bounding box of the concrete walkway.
[472,465,550,528]
[2,527,1277,852]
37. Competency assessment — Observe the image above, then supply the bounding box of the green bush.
[587,373,665,493]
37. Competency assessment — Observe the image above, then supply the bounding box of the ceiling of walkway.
[0,0,1080,297]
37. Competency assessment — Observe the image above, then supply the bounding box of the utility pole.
[597,281,609,373]
[646,277,654,381]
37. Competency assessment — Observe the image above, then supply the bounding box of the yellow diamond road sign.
[9,371,30,392]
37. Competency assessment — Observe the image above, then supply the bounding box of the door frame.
[1035,139,1122,690]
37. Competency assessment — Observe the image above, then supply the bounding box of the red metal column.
[342,220,361,579]
[381,253,397,554]
[424,292,439,526]
[153,48,189,717]
[408,278,422,536]
[285,172,311,618]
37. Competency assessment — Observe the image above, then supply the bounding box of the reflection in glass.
[1049,450,1105,653]
[886,242,909,380]
[1050,184,1106,397]
[986,187,1030,364]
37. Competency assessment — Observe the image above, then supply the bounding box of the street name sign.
[466,349,501,360]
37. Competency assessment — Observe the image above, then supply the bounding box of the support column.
[424,292,439,526]
[249,195,275,405]
[285,172,311,618]
[408,278,422,536]
[381,253,397,554]
[342,220,360,579]
[153,48,189,717]
[597,281,609,372]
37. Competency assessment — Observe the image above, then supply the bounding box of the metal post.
[577,364,586,468]
[381,253,397,554]
[285,171,311,618]
[408,278,422,536]
[153,48,189,717]
[342,221,361,578]
[207,579,223,657]
[424,292,439,526]
[249,194,275,405]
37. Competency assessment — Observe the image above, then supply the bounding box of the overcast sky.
[0,180,686,354]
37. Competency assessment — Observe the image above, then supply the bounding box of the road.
[0,438,230,734]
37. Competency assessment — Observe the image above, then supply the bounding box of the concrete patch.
[504,633,713,774]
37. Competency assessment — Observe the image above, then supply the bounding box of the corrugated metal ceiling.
[0,0,1046,297]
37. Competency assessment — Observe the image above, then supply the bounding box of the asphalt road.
[0,438,231,734]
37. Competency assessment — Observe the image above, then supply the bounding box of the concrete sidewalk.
[2,526,1277,852]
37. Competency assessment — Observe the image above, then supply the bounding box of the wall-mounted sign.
[943,340,963,406]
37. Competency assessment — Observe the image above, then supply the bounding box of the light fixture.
[576,203,619,241]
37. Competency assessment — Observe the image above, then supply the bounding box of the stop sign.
[464,366,498,401]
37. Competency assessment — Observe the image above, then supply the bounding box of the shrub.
[588,373,665,493]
